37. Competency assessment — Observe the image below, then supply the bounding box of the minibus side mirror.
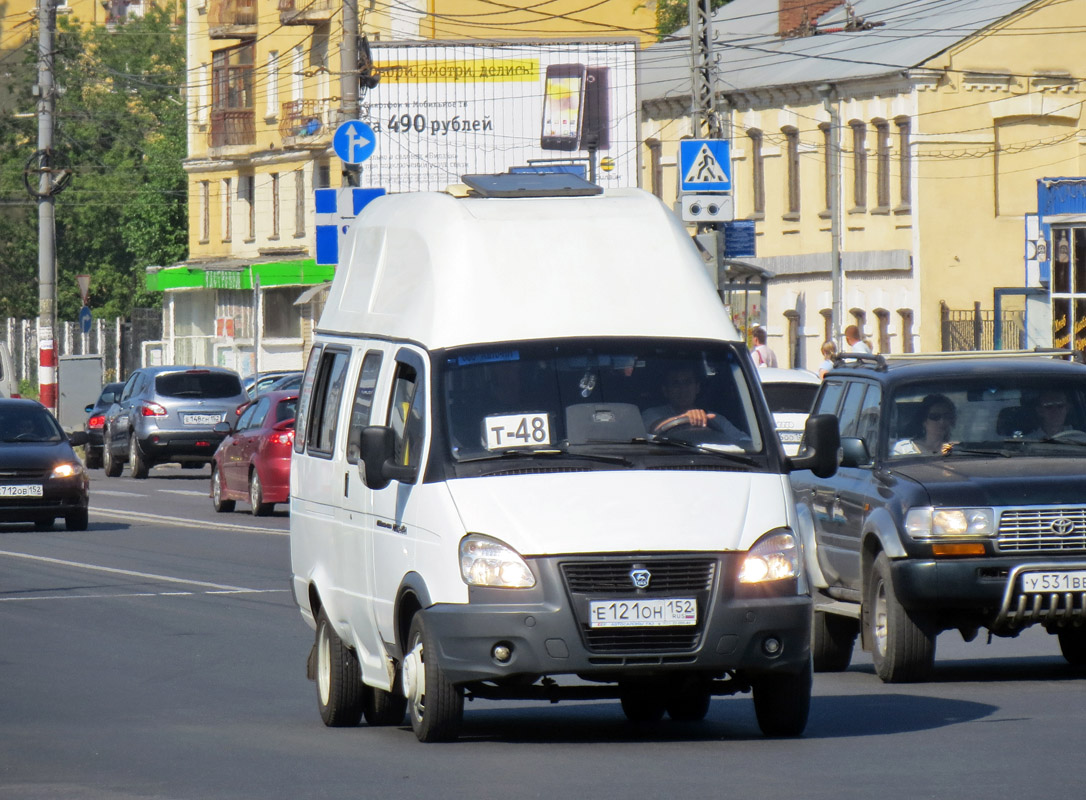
[787,413,840,478]
[359,425,419,489]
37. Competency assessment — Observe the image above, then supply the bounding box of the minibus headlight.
[738,531,801,584]
[459,534,536,588]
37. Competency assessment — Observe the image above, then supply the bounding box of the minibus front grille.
[560,557,717,654]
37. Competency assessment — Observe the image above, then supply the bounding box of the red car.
[210,390,297,516]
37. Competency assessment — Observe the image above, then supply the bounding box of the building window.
[196,64,209,127]
[821,308,832,345]
[315,161,331,189]
[874,120,891,210]
[645,138,663,199]
[270,173,280,240]
[896,117,912,208]
[875,308,891,354]
[294,169,306,237]
[784,127,800,217]
[749,129,765,216]
[241,174,255,241]
[263,287,303,339]
[265,50,279,119]
[820,123,832,214]
[292,45,304,103]
[898,308,914,353]
[850,121,866,210]
[221,177,232,242]
[210,43,254,147]
[200,181,210,243]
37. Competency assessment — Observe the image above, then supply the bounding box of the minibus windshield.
[439,339,765,462]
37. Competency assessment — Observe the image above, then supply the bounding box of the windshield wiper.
[458,447,632,466]
[639,436,757,466]
[947,444,1013,458]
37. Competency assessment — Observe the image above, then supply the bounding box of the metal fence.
[1,310,162,389]
[940,301,1025,352]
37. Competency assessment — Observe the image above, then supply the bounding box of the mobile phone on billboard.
[540,63,587,151]
[581,66,610,150]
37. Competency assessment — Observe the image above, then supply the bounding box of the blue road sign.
[333,121,377,165]
[79,305,92,334]
[679,139,731,193]
[315,187,386,265]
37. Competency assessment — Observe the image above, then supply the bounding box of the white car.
[758,367,821,455]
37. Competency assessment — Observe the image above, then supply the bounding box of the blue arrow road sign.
[679,139,731,193]
[333,120,377,165]
[315,187,386,265]
[79,305,92,334]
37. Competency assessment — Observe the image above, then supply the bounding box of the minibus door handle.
[344,472,349,498]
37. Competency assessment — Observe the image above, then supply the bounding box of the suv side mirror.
[359,425,418,490]
[788,413,840,478]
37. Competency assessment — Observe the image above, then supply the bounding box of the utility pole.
[819,84,843,348]
[37,0,58,413]
[688,0,717,138]
[340,0,360,187]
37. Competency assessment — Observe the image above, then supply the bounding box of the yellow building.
[159,0,654,373]
[642,0,1085,368]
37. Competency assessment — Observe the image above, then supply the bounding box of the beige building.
[641,0,1085,368]
[162,0,654,374]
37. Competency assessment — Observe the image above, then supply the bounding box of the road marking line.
[0,588,288,603]
[91,489,146,497]
[0,550,256,592]
[158,489,210,497]
[89,507,287,536]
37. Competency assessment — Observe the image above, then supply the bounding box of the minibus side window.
[346,351,384,464]
[386,362,424,471]
[294,344,323,454]
[306,349,350,457]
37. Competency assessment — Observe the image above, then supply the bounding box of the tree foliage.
[0,7,186,322]
[657,0,734,38]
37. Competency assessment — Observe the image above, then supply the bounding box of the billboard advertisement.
[361,40,639,193]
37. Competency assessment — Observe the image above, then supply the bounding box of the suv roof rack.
[831,353,887,370]
[883,348,1085,364]
[458,172,603,198]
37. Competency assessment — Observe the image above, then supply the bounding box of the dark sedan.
[83,381,124,469]
[0,398,90,531]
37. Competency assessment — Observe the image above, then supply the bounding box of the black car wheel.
[211,466,235,513]
[403,613,463,742]
[315,609,364,727]
[65,508,89,531]
[249,468,272,516]
[812,609,858,672]
[129,435,149,479]
[751,660,812,737]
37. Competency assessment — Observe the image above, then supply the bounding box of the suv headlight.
[739,531,801,584]
[459,534,536,588]
[905,507,995,539]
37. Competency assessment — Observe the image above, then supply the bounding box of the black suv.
[792,352,1086,682]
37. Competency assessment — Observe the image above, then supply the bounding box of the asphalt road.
[2,466,1086,799]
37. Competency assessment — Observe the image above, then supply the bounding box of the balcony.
[209,109,256,149]
[278,0,335,25]
[279,99,332,149]
[208,0,257,38]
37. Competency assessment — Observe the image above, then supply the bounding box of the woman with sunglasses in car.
[892,393,956,456]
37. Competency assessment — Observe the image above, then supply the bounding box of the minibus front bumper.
[419,552,811,685]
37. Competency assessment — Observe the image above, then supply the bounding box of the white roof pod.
[318,183,740,349]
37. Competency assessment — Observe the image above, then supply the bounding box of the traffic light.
[359,34,379,90]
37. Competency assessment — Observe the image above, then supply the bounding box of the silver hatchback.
[102,366,247,478]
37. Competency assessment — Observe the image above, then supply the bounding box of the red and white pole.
[38,325,57,410]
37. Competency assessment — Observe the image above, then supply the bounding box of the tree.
[657,0,734,38]
[0,7,186,322]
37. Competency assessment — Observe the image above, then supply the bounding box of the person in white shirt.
[844,325,873,354]
[817,340,837,379]
[751,326,778,368]
[892,394,955,456]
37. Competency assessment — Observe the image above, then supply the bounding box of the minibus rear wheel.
[315,609,364,727]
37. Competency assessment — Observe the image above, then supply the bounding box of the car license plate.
[183,414,222,425]
[0,484,43,497]
[588,598,697,628]
[1021,570,1086,593]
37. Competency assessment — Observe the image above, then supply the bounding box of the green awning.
[146,257,334,292]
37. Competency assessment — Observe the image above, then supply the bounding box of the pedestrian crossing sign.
[679,139,731,193]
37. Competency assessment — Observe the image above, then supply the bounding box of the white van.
[289,174,838,742]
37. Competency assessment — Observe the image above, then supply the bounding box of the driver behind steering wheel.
[641,366,748,442]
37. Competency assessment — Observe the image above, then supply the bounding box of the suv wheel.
[812,610,858,672]
[103,430,123,478]
[866,552,935,683]
[1056,628,1086,666]
[129,435,150,479]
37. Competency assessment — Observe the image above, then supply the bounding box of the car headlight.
[739,531,801,584]
[905,507,995,539]
[459,534,536,588]
[52,462,85,479]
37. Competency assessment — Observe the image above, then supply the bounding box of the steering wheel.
[1050,429,1086,444]
[653,416,694,434]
